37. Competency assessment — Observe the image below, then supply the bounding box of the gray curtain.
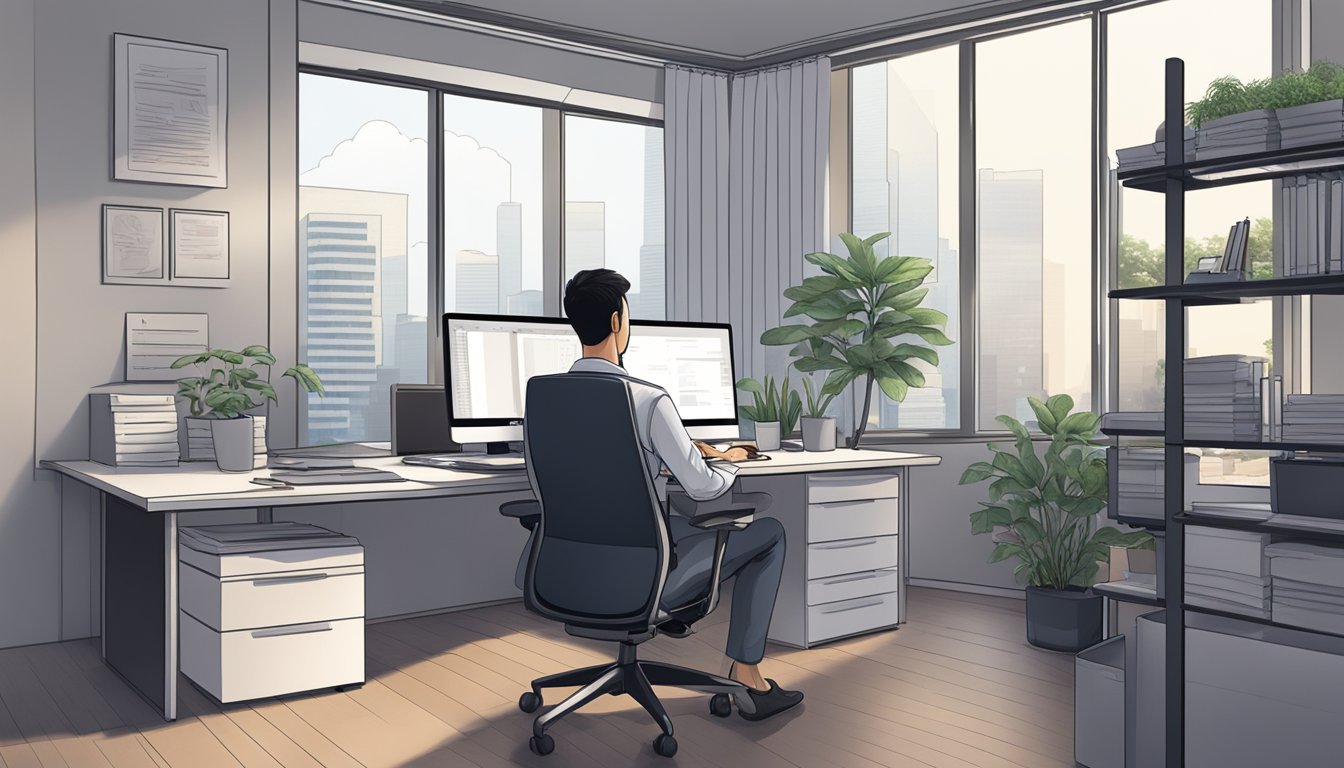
[664,58,830,384]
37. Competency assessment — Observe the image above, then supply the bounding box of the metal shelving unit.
[1108,57,1344,764]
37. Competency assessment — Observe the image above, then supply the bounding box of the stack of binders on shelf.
[1282,174,1344,276]
[1194,111,1280,160]
[1281,394,1344,442]
[1183,355,1266,441]
[1185,525,1272,619]
[1113,446,1165,521]
[1266,542,1344,636]
[1099,411,1163,433]
[89,392,180,467]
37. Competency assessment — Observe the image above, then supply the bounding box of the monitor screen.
[443,313,739,442]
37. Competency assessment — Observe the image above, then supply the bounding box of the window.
[976,20,1093,429]
[850,45,961,430]
[564,115,666,320]
[443,95,545,316]
[298,74,429,445]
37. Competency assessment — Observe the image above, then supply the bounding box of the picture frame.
[102,204,165,285]
[113,34,228,188]
[170,208,230,286]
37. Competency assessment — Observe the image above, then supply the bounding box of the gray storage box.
[1134,610,1165,768]
[1076,634,1126,768]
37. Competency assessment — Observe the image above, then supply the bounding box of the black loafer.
[736,679,803,721]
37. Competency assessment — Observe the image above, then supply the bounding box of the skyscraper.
[565,201,606,277]
[298,186,409,445]
[455,249,500,313]
[978,168,1045,427]
[635,127,665,319]
[496,202,522,312]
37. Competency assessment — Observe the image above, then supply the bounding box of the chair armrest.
[667,491,771,530]
[499,499,541,531]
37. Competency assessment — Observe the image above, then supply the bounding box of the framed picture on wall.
[112,34,228,187]
[102,204,165,285]
[170,208,230,286]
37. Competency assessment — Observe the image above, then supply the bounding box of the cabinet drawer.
[807,592,900,645]
[807,472,899,504]
[180,612,364,704]
[180,543,365,578]
[181,563,364,632]
[808,498,899,543]
[807,535,898,579]
[808,568,900,606]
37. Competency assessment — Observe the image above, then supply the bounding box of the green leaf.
[1056,411,1100,438]
[736,378,763,395]
[284,365,325,395]
[782,275,847,302]
[792,355,846,372]
[210,348,246,365]
[885,360,926,388]
[875,374,908,403]
[887,343,939,366]
[988,475,1026,502]
[1028,397,1058,432]
[803,250,862,284]
[784,294,865,321]
[760,323,828,346]
[959,462,997,484]
[241,345,277,365]
[821,368,859,396]
[861,231,891,248]
[905,307,948,327]
[969,509,994,535]
[170,352,210,369]
[1046,394,1075,425]
[989,543,1025,563]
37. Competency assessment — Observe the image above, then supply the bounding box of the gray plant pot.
[801,416,837,452]
[1024,585,1103,653]
[753,421,781,452]
[210,416,255,472]
[1194,109,1280,160]
[1276,99,1344,148]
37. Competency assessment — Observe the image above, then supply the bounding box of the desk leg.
[102,495,178,721]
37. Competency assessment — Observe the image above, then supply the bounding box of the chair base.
[525,641,750,747]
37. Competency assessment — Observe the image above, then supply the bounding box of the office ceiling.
[383,0,1069,69]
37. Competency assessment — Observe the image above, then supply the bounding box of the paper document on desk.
[266,467,403,485]
[443,457,527,471]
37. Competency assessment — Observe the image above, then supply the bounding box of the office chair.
[499,373,765,758]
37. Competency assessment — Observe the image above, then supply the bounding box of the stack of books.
[1114,446,1164,521]
[89,392,180,467]
[1281,394,1344,442]
[1114,126,1194,173]
[1183,355,1266,441]
[1194,110,1280,160]
[1185,525,1272,619]
[183,415,267,468]
[1100,411,1163,433]
[1267,542,1344,636]
[1281,175,1343,276]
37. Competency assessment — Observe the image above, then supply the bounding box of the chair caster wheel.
[653,733,678,757]
[519,691,542,713]
[709,693,732,718]
[529,734,555,756]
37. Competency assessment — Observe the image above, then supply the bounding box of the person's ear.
[610,310,621,335]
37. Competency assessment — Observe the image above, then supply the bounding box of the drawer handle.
[821,572,884,586]
[251,623,333,638]
[814,538,878,550]
[251,573,330,587]
[820,599,884,614]
[816,499,886,509]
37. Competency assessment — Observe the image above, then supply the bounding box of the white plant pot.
[753,421,781,452]
[210,416,255,472]
[801,416,837,452]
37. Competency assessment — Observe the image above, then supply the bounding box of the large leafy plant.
[760,232,952,448]
[737,376,802,436]
[960,395,1152,590]
[1187,60,1344,126]
[172,346,324,419]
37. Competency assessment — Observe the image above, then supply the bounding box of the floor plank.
[0,588,1073,767]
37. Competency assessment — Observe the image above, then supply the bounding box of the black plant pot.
[1024,585,1103,652]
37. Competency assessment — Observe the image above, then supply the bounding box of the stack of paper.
[89,392,180,467]
[1183,355,1266,441]
[1277,101,1344,149]
[1267,542,1344,635]
[1115,446,1164,520]
[180,522,358,555]
[1100,411,1163,433]
[1115,125,1195,173]
[1185,525,1272,618]
[184,415,267,467]
[1282,175,1342,276]
[1194,110,1280,160]
[1282,394,1344,442]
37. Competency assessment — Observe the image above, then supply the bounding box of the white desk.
[44,447,938,720]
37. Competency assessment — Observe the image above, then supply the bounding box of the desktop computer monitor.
[443,313,740,451]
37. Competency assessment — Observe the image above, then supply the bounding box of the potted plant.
[760,231,952,449]
[736,375,800,452]
[172,346,324,472]
[799,377,837,452]
[960,394,1153,652]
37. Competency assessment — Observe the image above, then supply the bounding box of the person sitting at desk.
[548,267,804,720]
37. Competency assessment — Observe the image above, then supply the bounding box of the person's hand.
[694,441,719,459]
[721,445,760,462]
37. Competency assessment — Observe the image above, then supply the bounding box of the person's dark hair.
[563,268,631,346]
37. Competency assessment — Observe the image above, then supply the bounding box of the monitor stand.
[485,441,514,456]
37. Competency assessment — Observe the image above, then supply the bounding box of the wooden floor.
[0,588,1074,768]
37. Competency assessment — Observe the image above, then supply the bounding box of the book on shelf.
[1332,179,1343,273]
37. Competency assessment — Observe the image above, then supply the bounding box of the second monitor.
[444,313,740,451]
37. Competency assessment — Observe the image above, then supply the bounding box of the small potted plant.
[960,394,1152,652]
[172,346,324,472]
[736,376,800,452]
[799,377,837,452]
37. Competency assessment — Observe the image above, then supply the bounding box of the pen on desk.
[249,478,294,489]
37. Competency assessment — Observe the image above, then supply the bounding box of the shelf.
[1118,139,1344,192]
[1114,514,1166,530]
[1182,439,1344,453]
[1109,274,1344,304]
[1183,604,1344,642]
[1099,426,1165,437]
[1094,580,1164,607]
[1177,512,1344,543]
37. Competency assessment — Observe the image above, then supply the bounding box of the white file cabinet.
[178,523,365,703]
[746,469,905,648]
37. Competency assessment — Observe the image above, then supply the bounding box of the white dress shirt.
[568,357,737,501]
